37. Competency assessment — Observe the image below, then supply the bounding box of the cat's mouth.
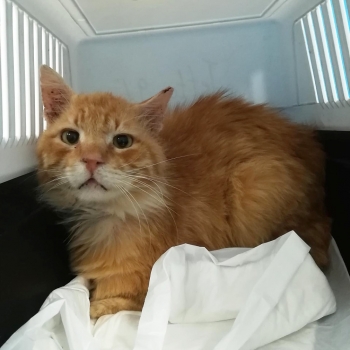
[79,178,107,191]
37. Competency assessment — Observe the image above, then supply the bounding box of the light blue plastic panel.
[75,20,290,107]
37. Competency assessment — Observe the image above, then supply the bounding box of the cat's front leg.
[89,273,149,318]
[90,295,145,318]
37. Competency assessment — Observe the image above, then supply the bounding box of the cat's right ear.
[40,65,73,123]
[137,87,174,132]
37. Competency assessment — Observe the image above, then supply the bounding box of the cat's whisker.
[128,173,198,202]
[113,170,200,213]
[118,154,143,170]
[116,176,179,244]
[121,174,179,213]
[121,186,148,239]
[33,169,60,175]
[114,179,165,252]
[124,174,169,194]
[125,154,200,174]
[121,176,178,216]
[21,169,63,184]
[35,167,63,173]
[40,175,69,187]
[44,179,69,193]
[38,174,70,195]
[114,183,142,236]
[108,168,172,181]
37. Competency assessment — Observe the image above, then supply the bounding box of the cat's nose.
[82,156,104,174]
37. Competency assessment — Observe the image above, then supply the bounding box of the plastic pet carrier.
[1,0,350,349]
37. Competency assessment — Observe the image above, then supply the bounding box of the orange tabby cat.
[37,65,331,318]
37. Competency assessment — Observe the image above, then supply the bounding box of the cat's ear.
[137,87,174,132]
[40,65,73,123]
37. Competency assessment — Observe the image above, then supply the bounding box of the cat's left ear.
[40,65,73,124]
[137,87,174,132]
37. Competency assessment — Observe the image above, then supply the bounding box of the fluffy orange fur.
[37,66,331,318]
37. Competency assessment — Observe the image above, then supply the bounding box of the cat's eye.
[113,134,133,149]
[61,130,79,145]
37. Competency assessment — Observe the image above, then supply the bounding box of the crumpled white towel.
[1,231,337,350]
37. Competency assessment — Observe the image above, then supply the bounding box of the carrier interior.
[1,0,350,346]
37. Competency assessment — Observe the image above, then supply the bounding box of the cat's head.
[36,65,173,214]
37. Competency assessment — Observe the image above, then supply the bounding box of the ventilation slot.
[0,0,69,148]
[296,0,350,105]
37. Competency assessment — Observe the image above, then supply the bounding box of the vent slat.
[0,0,3,144]
[49,33,55,69]
[56,40,60,74]
[33,22,41,139]
[302,17,325,103]
[330,0,350,98]
[307,12,329,103]
[37,26,44,136]
[41,29,48,65]
[294,20,319,104]
[28,18,35,144]
[13,4,22,142]
[6,1,15,148]
[23,12,32,142]
[322,1,349,102]
[18,9,26,146]
[41,30,49,131]
[300,19,320,103]
[315,7,339,103]
[1,0,10,147]
[0,0,9,147]
[311,9,333,103]
[61,46,70,82]
[60,44,65,78]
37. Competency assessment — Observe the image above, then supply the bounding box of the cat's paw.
[90,300,112,319]
[90,296,142,319]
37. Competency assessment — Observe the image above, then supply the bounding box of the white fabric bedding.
[2,231,350,350]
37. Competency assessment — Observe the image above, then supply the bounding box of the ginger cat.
[37,65,331,318]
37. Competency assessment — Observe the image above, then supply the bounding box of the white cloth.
[2,231,348,350]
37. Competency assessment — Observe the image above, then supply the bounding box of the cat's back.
[161,93,323,171]
[160,93,330,263]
